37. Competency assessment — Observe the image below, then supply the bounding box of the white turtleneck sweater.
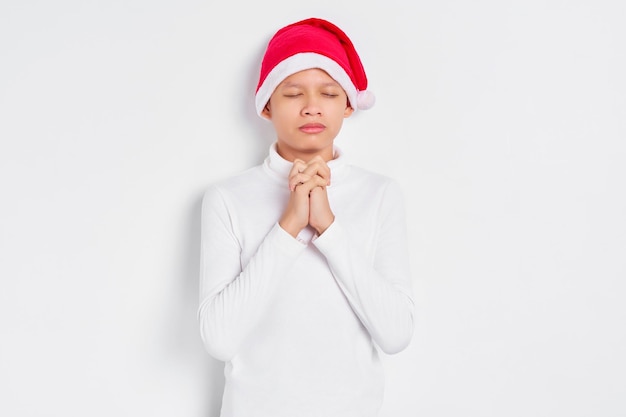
[198,143,414,417]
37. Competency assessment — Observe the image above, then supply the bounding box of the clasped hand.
[279,156,335,238]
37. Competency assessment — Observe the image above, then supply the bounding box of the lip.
[299,123,326,134]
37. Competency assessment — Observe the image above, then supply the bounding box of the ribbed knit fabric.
[198,143,414,417]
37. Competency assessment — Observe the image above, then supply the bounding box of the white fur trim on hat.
[255,52,358,117]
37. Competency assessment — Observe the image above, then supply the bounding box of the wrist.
[279,218,303,238]
[313,215,334,236]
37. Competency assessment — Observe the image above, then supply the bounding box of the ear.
[261,102,272,120]
[344,105,354,118]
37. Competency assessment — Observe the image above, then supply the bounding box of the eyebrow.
[280,81,340,88]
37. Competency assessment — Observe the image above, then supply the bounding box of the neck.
[276,143,335,163]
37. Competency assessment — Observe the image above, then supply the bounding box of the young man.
[199,17,414,417]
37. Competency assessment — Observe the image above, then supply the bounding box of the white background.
[1,1,625,416]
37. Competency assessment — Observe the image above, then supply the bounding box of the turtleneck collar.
[263,142,348,184]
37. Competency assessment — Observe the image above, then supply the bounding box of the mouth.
[299,123,326,134]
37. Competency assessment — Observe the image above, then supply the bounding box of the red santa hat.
[255,17,375,117]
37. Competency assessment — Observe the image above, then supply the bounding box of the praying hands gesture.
[279,156,335,238]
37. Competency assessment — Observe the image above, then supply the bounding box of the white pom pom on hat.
[255,17,375,117]
[357,90,376,110]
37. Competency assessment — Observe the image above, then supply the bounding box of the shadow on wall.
[174,35,275,417]
[240,36,276,165]
[177,194,225,416]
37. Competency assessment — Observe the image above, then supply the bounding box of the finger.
[288,159,307,179]
[296,175,328,195]
[293,159,307,172]
[311,174,328,189]
[288,160,309,191]
[303,159,331,185]
[289,173,313,191]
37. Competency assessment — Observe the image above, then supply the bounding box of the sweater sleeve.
[197,185,306,362]
[312,180,415,354]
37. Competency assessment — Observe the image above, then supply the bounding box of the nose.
[301,96,322,116]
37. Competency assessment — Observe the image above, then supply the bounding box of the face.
[261,68,354,162]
